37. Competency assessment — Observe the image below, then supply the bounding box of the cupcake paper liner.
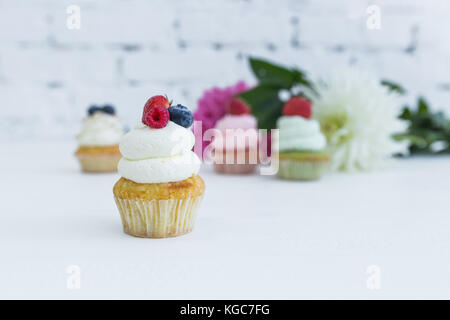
[278,159,330,180]
[114,196,204,238]
[76,154,121,173]
[212,148,258,175]
[213,163,257,174]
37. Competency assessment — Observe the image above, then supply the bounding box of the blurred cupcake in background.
[75,105,124,172]
[212,97,259,174]
[277,97,330,180]
[193,81,250,158]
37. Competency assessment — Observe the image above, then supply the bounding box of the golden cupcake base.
[75,145,121,173]
[113,175,205,238]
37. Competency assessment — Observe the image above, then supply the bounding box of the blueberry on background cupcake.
[102,104,116,115]
[75,104,124,172]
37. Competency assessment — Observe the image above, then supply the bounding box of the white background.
[0,142,449,299]
[0,0,449,299]
[0,0,449,139]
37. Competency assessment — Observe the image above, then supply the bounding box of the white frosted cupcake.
[75,105,124,172]
[113,95,205,238]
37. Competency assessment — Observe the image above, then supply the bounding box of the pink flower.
[194,81,250,156]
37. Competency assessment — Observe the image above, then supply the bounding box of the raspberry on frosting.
[143,105,170,129]
[227,97,251,115]
[282,97,312,119]
[143,95,169,110]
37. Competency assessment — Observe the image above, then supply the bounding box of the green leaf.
[381,80,406,94]
[417,97,429,115]
[292,69,317,94]
[249,57,297,88]
[241,57,318,131]
[238,84,283,130]
[398,96,450,155]
[399,106,412,120]
[393,133,428,147]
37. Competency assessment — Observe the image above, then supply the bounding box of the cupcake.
[277,97,330,180]
[113,95,204,238]
[75,105,124,172]
[212,97,259,174]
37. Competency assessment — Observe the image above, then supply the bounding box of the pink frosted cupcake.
[212,98,259,174]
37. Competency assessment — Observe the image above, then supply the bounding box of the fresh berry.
[143,105,170,129]
[168,104,194,128]
[87,105,101,116]
[142,95,170,123]
[227,97,250,115]
[102,105,116,115]
[282,97,312,118]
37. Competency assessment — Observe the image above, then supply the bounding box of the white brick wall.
[0,0,449,139]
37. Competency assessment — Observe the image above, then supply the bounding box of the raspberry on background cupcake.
[277,96,330,180]
[113,95,204,238]
[211,97,259,174]
[193,81,250,157]
[75,105,124,172]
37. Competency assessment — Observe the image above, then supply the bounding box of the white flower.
[312,70,409,172]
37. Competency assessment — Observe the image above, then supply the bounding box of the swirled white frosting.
[118,121,201,183]
[277,116,326,151]
[77,112,124,146]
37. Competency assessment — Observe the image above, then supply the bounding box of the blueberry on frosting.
[87,104,116,116]
[102,105,116,115]
[168,104,194,128]
[88,105,101,116]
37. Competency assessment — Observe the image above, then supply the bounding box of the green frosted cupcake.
[276,97,330,180]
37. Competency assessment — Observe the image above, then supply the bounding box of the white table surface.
[0,141,449,299]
